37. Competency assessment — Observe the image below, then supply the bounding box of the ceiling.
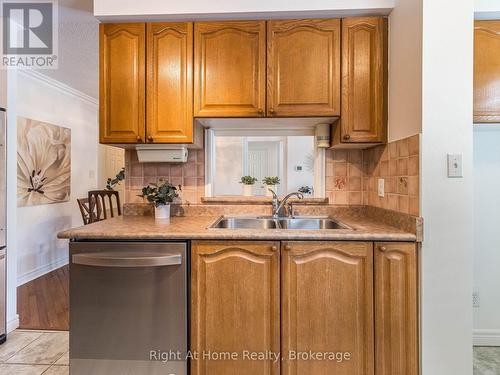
[41,0,99,99]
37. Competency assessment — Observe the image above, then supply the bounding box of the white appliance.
[0,107,6,345]
[135,145,188,163]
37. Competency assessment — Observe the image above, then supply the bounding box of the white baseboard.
[17,256,69,286]
[6,314,19,333]
[474,329,500,346]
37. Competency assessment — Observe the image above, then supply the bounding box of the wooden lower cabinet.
[191,241,280,375]
[191,240,418,375]
[375,242,418,375]
[282,241,374,375]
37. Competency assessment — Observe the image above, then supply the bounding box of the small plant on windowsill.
[239,176,258,197]
[138,179,181,220]
[262,176,280,197]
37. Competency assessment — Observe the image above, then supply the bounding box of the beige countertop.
[57,213,418,242]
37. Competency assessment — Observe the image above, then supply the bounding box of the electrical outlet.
[473,291,480,308]
[378,178,385,197]
[447,154,463,178]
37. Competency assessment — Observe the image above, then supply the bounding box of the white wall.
[472,125,500,345]
[13,71,99,288]
[286,137,314,193]
[475,0,500,18]
[93,0,394,20]
[387,0,422,141]
[420,0,474,374]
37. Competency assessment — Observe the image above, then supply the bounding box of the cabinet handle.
[284,245,291,251]
[379,246,387,251]
[136,135,142,142]
[271,245,277,251]
[269,108,275,115]
[147,135,153,142]
[343,134,351,141]
[258,108,264,115]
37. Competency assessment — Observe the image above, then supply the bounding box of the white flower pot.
[265,185,276,197]
[243,184,253,197]
[155,204,171,220]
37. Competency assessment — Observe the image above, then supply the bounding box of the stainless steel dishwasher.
[70,242,188,375]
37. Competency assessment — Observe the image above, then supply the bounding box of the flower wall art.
[17,117,71,207]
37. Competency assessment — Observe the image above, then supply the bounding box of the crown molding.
[18,69,98,107]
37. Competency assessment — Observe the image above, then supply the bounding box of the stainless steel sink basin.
[278,218,350,230]
[209,216,352,230]
[209,217,278,229]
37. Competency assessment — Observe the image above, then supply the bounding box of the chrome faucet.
[269,189,304,218]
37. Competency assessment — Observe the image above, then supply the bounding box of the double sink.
[209,216,353,230]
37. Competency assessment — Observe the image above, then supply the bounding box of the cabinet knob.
[258,108,264,115]
[147,135,153,142]
[136,135,142,142]
[343,134,351,141]
[379,246,387,251]
[271,245,277,251]
[269,108,275,115]
[284,245,291,251]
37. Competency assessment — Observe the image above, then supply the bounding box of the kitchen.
[0,0,495,374]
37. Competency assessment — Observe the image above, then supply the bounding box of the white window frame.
[205,128,325,198]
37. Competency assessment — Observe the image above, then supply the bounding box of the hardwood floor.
[17,266,69,331]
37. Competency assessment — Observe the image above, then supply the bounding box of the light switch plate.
[378,178,385,197]
[447,154,463,178]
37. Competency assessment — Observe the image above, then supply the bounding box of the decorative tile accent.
[325,149,363,205]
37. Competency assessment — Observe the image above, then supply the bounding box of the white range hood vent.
[135,145,188,163]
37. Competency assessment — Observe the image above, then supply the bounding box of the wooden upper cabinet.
[474,21,500,123]
[340,17,387,144]
[100,23,145,144]
[281,241,374,375]
[191,241,280,375]
[375,243,418,375]
[194,21,266,117]
[267,19,341,117]
[147,23,193,143]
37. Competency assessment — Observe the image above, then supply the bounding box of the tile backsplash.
[123,134,420,216]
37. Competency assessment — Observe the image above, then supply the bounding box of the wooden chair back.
[77,197,96,225]
[87,190,122,223]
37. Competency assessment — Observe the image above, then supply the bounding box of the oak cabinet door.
[191,241,280,375]
[100,23,145,144]
[375,243,418,375]
[281,241,374,375]
[474,21,500,123]
[341,17,387,143]
[147,23,193,143]
[267,19,341,117]
[194,21,266,117]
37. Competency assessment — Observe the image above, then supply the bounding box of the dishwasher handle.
[72,251,182,268]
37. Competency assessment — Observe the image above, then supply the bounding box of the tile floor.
[0,330,68,375]
[474,346,500,375]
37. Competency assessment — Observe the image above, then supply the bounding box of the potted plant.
[138,179,181,220]
[239,176,258,196]
[262,176,280,197]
